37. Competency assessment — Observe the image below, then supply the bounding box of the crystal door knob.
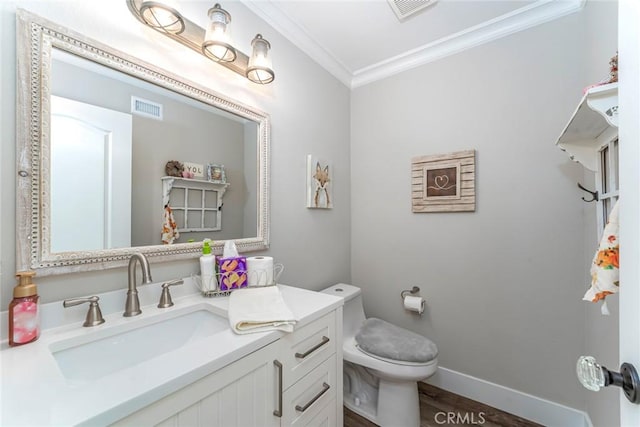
[577,356,606,391]
[577,356,640,403]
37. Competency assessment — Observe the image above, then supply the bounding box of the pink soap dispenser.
[9,271,40,347]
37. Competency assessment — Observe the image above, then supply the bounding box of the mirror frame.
[15,9,270,276]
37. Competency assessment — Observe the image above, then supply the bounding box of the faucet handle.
[63,296,105,327]
[158,279,184,308]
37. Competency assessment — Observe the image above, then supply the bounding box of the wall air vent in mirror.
[387,0,437,21]
[131,96,163,120]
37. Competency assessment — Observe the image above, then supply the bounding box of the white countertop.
[0,282,342,426]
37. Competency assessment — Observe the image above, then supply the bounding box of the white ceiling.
[242,0,585,88]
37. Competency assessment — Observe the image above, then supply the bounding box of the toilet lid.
[355,318,438,364]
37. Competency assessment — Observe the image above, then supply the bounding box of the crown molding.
[351,0,586,88]
[242,0,586,89]
[240,0,354,86]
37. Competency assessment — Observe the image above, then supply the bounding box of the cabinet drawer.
[281,355,337,426]
[280,312,336,388]
[303,398,337,427]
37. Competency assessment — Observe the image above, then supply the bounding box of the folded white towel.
[228,285,297,334]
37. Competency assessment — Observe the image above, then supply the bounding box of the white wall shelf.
[556,82,618,171]
[162,176,230,232]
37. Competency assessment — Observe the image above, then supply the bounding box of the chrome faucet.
[124,253,153,317]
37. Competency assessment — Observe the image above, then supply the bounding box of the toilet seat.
[343,337,437,382]
[355,344,432,366]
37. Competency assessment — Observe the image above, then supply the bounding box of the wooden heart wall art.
[411,149,476,213]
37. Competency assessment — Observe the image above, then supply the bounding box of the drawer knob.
[295,382,330,413]
[295,336,330,359]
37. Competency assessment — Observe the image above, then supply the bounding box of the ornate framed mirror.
[15,9,270,275]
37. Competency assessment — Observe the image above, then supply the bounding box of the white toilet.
[321,283,438,427]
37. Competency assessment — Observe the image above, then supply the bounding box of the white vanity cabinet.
[278,311,340,426]
[111,339,281,427]
[110,308,342,427]
[0,285,343,426]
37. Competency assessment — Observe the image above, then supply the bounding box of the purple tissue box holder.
[218,256,247,290]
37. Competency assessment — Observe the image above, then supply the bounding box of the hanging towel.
[583,200,619,314]
[228,286,297,334]
[161,204,180,244]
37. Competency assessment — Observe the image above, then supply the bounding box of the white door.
[50,96,132,252]
[618,0,640,425]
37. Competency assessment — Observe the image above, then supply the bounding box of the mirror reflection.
[50,49,258,252]
[16,9,270,275]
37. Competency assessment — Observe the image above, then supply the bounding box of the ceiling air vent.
[131,96,163,120]
[387,0,438,21]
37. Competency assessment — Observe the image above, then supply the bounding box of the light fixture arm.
[127,0,273,83]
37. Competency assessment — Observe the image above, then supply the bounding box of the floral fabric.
[161,204,180,244]
[583,200,619,304]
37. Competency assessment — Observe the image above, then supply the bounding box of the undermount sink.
[50,305,228,382]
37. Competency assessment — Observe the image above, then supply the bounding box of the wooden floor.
[344,382,543,427]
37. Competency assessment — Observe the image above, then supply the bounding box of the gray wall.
[351,0,617,415]
[0,1,351,303]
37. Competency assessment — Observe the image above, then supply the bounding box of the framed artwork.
[424,163,460,200]
[207,163,226,183]
[306,155,333,209]
[411,149,475,212]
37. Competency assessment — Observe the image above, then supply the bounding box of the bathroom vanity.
[0,283,343,426]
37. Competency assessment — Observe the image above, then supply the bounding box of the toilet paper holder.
[400,286,420,301]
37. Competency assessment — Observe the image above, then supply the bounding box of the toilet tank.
[321,283,366,338]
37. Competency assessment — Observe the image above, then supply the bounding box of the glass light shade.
[202,3,236,63]
[246,34,275,84]
[139,0,185,34]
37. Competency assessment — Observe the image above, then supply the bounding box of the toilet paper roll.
[403,295,425,314]
[246,256,274,286]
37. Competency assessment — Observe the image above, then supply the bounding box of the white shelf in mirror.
[556,82,618,171]
[162,177,230,233]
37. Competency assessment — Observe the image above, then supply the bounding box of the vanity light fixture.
[202,3,236,62]
[139,0,185,34]
[127,0,275,84]
[247,34,274,84]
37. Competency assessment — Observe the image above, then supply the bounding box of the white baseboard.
[424,367,592,427]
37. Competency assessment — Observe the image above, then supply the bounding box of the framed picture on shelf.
[183,161,205,178]
[207,163,226,183]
